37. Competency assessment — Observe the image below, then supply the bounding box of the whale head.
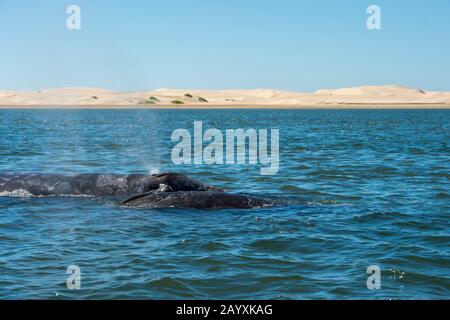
[127,173,224,194]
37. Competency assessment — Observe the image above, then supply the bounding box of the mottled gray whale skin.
[0,172,221,197]
[0,172,274,209]
[122,191,275,209]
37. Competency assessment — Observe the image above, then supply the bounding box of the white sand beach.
[1,85,450,108]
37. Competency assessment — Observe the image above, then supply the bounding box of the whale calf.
[0,172,221,197]
[122,191,274,209]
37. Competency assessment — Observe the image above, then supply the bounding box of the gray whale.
[122,191,274,209]
[0,172,221,197]
[0,172,274,209]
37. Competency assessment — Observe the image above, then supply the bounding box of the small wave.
[0,189,33,198]
[0,190,95,198]
[149,169,160,175]
[50,194,95,198]
[435,192,450,199]
[352,210,410,223]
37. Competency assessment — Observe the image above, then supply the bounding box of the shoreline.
[1,103,450,109]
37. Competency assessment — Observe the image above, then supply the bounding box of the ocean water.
[0,109,448,299]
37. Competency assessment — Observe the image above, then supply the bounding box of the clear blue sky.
[0,0,449,92]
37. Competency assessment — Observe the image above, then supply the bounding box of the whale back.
[122,191,274,209]
[0,172,222,197]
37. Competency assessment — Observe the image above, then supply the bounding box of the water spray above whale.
[0,172,275,209]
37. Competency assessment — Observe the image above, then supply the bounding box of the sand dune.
[0,85,449,108]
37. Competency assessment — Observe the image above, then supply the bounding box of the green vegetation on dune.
[140,96,160,105]
[148,96,160,102]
